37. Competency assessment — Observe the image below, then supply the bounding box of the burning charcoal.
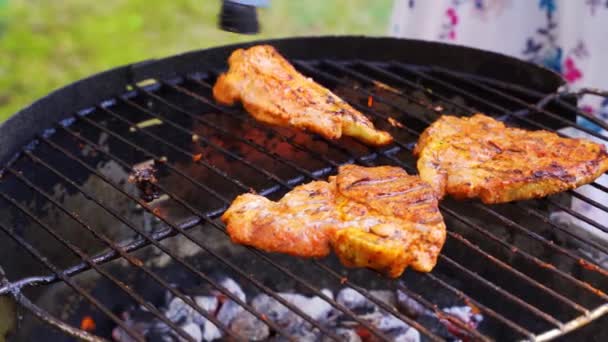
[252,293,334,341]
[180,322,202,342]
[194,296,223,341]
[215,277,246,302]
[214,277,246,326]
[128,161,161,202]
[229,310,270,341]
[337,288,372,311]
[320,288,334,300]
[251,294,294,328]
[164,295,223,341]
[216,300,244,327]
[322,328,362,342]
[112,310,170,342]
[165,296,219,325]
[442,305,483,328]
[201,319,222,342]
[280,292,338,322]
[359,311,420,342]
[396,288,427,318]
[441,305,483,339]
[369,290,396,307]
[393,327,421,342]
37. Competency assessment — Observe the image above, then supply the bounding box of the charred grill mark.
[531,162,576,182]
[486,140,502,153]
[346,176,399,188]
[374,184,428,199]
[403,194,436,206]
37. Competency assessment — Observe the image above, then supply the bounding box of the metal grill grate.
[1,58,607,342]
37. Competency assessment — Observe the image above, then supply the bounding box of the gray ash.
[111,277,482,342]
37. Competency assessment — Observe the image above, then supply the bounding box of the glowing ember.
[80,316,96,332]
[387,117,405,128]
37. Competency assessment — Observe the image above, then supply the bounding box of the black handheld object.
[219,0,260,34]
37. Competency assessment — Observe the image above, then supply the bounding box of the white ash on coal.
[111,277,484,341]
[440,305,484,340]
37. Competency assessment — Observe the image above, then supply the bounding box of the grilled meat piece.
[222,180,336,258]
[414,114,608,203]
[221,165,446,277]
[212,45,393,146]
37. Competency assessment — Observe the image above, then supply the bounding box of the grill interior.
[1,49,607,342]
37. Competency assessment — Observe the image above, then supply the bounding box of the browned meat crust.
[221,165,446,278]
[213,45,393,146]
[414,113,608,203]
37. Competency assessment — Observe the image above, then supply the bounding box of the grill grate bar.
[59,124,401,342]
[438,202,608,299]
[511,201,608,258]
[394,282,494,342]
[392,62,608,144]
[0,268,107,342]
[421,272,535,339]
[75,114,236,203]
[139,81,346,169]
[548,90,608,132]
[438,254,563,327]
[2,167,207,342]
[119,97,326,180]
[39,129,344,342]
[97,106,265,191]
[0,199,147,342]
[310,261,449,341]
[297,60,608,269]
[420,66,608,142]
[99,105,301,190]
[548,199,608,235]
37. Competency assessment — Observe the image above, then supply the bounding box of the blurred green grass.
[0,0,392,122]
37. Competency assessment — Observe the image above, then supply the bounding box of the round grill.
[0,37,607,341]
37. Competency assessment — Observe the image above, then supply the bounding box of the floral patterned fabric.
[389,0,608,125]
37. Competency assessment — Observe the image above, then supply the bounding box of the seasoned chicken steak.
[414,113,608,203]
[221,165,446,277]
[212,45,393,146]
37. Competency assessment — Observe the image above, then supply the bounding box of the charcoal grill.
[1,36,607,341]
